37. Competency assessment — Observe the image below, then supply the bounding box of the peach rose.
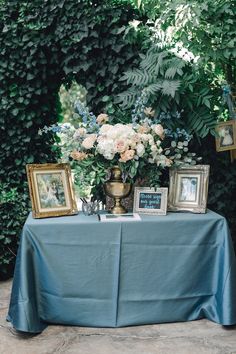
[119,149,135,162]
[137,125,150,134]
[70,151,88,161]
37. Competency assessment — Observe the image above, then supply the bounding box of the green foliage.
[0,0,141,277]
[117,44,218,138]
[117,0,236,137]
[143,0,236,88]
[0,184,29,279]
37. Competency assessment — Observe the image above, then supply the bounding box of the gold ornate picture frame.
[26,163,78,218]
[215,120,236,152]
[168,165,210,214]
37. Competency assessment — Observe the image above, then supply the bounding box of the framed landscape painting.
[215,120,236,152]
[26,163,78,218]
[168,165,210,213]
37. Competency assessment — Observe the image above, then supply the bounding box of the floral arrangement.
[39,94,200,200]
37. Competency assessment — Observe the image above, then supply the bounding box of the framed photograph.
[168,165,210,213]
[133,187,168,215]
[26,163,78,218]
[215,120,236,152]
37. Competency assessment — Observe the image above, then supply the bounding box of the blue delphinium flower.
[74,100,99,132]
[132,90,149,124]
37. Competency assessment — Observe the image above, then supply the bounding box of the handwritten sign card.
[133,187,168,215]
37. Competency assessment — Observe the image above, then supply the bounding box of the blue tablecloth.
[7,210,236,333]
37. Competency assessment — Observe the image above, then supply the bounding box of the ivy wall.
[0,0,141,278]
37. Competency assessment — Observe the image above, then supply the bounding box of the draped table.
[7,210,236,333]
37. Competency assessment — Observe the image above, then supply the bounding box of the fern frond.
[161,80,181,97]
[140,49,169,76]
[115,88,138,108]
[121,69,151,86]
[164,58,186,78]
[186,109,217,137]
[144,82,164,97]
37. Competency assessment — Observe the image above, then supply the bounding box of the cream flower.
[165,158,173,167]
[82,134,97,149]
[151,145,157,152]
[139,133,149,142]
[99,124,112,134]
[96,113,109,125]
[144,107,155,117]
[136,143,145,157]
[73,127,87,139]
[96,138,116,160]
[153,124,165,139]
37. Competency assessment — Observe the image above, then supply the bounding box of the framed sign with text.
[133,187,168,215]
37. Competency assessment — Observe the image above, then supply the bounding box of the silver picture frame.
[168,165,210,213]
[133,187,168,215]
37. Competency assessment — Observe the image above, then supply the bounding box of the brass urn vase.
[104,166,131,214]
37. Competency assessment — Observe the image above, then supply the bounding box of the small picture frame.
[215,120,236,152]
[133,187,168,215]
[168,165,210,213]
[26,163,78,218]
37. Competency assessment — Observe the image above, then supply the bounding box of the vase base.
[110,206,128,214]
